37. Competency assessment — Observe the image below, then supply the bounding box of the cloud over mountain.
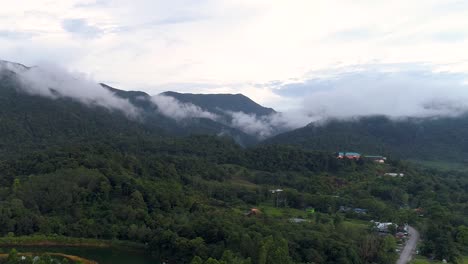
[0,61,139,117]
[275,64,468,120]
[150,94,219,121]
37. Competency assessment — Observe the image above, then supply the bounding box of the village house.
[336,152,361,160]
[364,155,387,163]
[339,206,368,214]
[372,221,396,233]
[289,218,308,223]
[384,172,405,177]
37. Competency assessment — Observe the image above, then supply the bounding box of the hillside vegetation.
[267,115,468,162]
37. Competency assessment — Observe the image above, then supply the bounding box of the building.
[245,208,262,216]
[336,152,361,160]
[289,218,308,223]
[364,155,387,163]
[339,206,368,214]
[372,221,396,233]
[384,173,405,177]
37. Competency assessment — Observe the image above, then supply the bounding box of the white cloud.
[0,61,139,117]
[150,94,219,121]
[278,64,468,119]
[1,1,468,115]
[228,111,314,139]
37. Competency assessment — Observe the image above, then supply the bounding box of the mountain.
[266,115,468,162]
[0,60,466,263]
[0,61,265,155]
[161,91,276,116]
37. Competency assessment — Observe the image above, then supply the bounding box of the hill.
[0,60,466,263]
[266,115,468,162]
[161,91,276,116]
[0,61,261,155]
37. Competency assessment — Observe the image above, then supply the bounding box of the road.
[396,226,420,264]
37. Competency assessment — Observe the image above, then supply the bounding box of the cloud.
[275,64,468,120]
[328,28,376,41]
[0,30,36,40]
[0,61,139,117]
[228,111,313,139]
[62,18,103,38]
[150,94,219,121]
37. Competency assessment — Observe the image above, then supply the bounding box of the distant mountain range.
[0,60,276,155]
[161,91,276,116]
[266,115,468,162]
[3,59,468,162]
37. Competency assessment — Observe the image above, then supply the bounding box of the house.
[245,208,262,216]
[395,232,406,239]
[339,206,368,214]
[289,218,307,223]
[414,208,424,217]
[353,208,368,214]
[372,221,396,233]
[384,173,405,177]
[364,155,387,163]
[270,189,284,194]
[336,152,361,160]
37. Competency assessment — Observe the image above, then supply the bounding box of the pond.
[0,246,158,264]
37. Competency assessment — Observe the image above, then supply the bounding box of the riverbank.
[0,252,97,264]
[0,235,146,251]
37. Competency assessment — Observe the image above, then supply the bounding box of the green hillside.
[161,91,276,116]
[266,115,468,162]
[0,64,466,263]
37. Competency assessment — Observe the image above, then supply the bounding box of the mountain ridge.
[266,115,468,162]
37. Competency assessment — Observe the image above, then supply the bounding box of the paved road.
[396,226,420,264]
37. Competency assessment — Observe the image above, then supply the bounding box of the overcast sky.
[1,0,468,112]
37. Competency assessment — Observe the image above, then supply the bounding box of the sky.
[1,0,468,114]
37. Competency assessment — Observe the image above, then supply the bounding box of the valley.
[0,61,467,264]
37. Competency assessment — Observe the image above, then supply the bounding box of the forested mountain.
[267,115,468,162]
[161,91,276,116]
[0,60,467,264]
[0,62,260,155]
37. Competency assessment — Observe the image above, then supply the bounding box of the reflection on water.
[0,246,157,264]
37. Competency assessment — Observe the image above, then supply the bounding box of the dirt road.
[396,226,420,264]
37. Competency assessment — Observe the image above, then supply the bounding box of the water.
[0,246,158,264]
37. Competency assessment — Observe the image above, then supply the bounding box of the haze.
[1,0,468,118]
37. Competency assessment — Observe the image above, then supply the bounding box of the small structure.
[339,206,368,214]
[289,218,307,223]
[395,232,406,239]
[364,155,387,163]
[372,221,396,233]
[246,208,262,217]
[414,208,424,217]
[353,208,368,214]
[384,173,405,177]
[270,189,284,194]
[336,152,361,160]
[270,189,285,207]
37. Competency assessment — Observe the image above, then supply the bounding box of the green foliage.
[266,115,468,162]
[0,76,466,263]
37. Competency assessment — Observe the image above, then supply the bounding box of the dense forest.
[266,115,468,162]
[0,63,467,263]
[0,133,467,263]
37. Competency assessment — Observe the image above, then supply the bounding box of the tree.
[191,256,203,264]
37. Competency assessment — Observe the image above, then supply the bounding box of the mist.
[0,61,139,117]
[6,60,468,140]
[279,64,468,120]
[228,111,315,139]
[151,95,219,121]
